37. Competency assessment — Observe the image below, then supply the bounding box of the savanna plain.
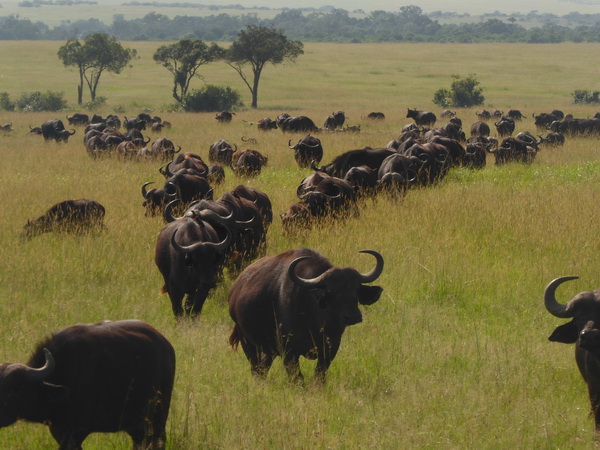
[1,42,600,448]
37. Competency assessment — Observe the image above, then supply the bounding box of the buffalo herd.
[5,104,600,445]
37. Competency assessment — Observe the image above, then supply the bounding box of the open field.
[1,42,600,447]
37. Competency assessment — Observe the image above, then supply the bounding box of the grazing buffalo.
[156,215,231,316]
[491,109,504,118]
[257,117,278,131]
[28,125,43,135]
[41,120,76,142]
[343,165,378,196]
[470,120,491,137]
[209,139,237,165]
[406,108,436,126]
[440,109,456,117]
[0,319,175,448]
[289,135,323,168]
[216,111,235,122]
[539,132,565,147]
[208,164,226,185]
[231,185,273,229]
[549,118,600,135]
[161,152,209,178]
[228,248,384,382]
[377,153,418,193]
[142,181,177,217]
[21,199,105,239]
[323,111,346,130]
[230,149,268,177]
[494,116,515,137]
[280,203,312,231]
[280,116,319,133]
[315,147,395,178]
[544,276,600,429]
[151,137,181,161]
[533,113,559,130]
[463,143,487,169]
[0,123,13,132]
[366,112,385,120]
[66,113,89,126]
[487,137,538,165]
[506,109,524,121]
[123,116,146,131]
[476,109,491,120]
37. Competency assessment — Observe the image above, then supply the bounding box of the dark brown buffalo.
[257,117,278,131]
[161,152,209,178]
[494,116,515,137]
[228,248,384,382]
[230,149,268,177]
[155,215,231,316]
[315,147,395,178]
[280,203,312,231]
[323,110,345,130]
[544,276,600,429]
[216,111,235,122]
[209,139,237,164]
[366,112,385,120]
[41,120,76,142]
[487,137,539,165]
[539,132,565,147]
[343,165,378,195]
[66,113,89,126]
[123,116,146,131]
[491,109,504,118]
[21,199,105,239]
[470,120,491,137]
[142,181,177,217]
[151,137,181,161]
[533,113,559,130]
[279,116,319,133]
[463,143,487,169]
[208,164,226,185]
[28,125,43,135]
[406,108,436,126]
[0,319,175,448]
[506,109,524,121]
[476,109,491,120]
[297,175,356,219]
[377,153,418,193]
[400,142,450,185]
[289,134,323,168]
[231,185,273,230]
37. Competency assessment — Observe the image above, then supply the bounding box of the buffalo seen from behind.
[228,248,383,382]
[0,320,175,448]
[21,199,105,239]
[41,119,76,142]
[545,276,600,430]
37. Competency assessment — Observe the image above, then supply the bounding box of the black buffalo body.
[406,108,436,126]
[41,120,76,142]
[228,248,384,381]
[289,135,323,168]
[0,319,175,448]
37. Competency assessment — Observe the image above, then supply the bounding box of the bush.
[83,96,107,111]
[182,85,243,112]
[0,92,15,111]
[433,74,484,108]
[572,89,600,104]
[14,90,68,111]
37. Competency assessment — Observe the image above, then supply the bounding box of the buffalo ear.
[41,382,69,407]
[359,285,383,305]
[548,321,579,344]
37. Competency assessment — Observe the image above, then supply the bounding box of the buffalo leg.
[283,354,303,382]
[187,285,211,317]
[239,339,273,378]
[167,287,184,317]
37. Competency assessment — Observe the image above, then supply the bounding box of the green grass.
[1,42,600,448]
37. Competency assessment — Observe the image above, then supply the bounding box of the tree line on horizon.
[2,5,600,43]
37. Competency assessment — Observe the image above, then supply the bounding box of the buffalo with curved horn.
[228,248,384,382]
[545,276,600,429]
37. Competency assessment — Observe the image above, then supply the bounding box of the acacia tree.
[57,34,136,105]
[226,26,303,108]
[153,39,225,104]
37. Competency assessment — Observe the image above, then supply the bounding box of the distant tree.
[226,25,304,108]
[433,74,484,108]
[153,39,226,104]
[57,33,136,105]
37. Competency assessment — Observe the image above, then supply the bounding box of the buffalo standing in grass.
[41,120,76,142]
[545,276,600,429]
[228,248,384,382]
[21,199,105,239]
[406,108,436,126]
[0,319,175,448]
[289,135,323,168]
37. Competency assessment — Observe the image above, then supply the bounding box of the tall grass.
[0,43,600,448]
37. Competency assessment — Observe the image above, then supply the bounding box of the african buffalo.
[470,120,491,137]
[66,113,89,126]
[161,152,209,178]
[323,111,345,130]
[545,276,600,429]
[155,215,231,316]
[41,120,76,142]
[289,135,323,168]
[476,109,491,121]
[209,139,237,165]
[406,108,436,126]
[216,111,235,122]
[494,116,515,137]
[0,319,175,448]
[280,116,319,133]
[228,248,384,382]
[256,117,277,130]
[539,132,565,147]
[506,109,524,121]
[230,149,268,177]
[21,199,105,239]
[315,147,395,178]
[366,112,385,120]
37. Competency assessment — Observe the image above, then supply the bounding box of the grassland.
[1,42,600,448]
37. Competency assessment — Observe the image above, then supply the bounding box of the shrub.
[433,74,484,108]
[572,89,600,104]
[14,90,67,111]
[83,96,107,111]
[182,85,243,112]
[0,92,15,111]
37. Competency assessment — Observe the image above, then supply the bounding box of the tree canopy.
[153,39,226,104]
[57,33,136,105]
[226,25,303,108]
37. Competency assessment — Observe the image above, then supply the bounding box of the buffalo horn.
[544,276,579,318]
[357,250,384,283]
[141,181,154,199]
[24,348,55,382]
[288,256,327,287]
[288,138,295,149]
[171,225,231,254]
[164,199,180,223]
